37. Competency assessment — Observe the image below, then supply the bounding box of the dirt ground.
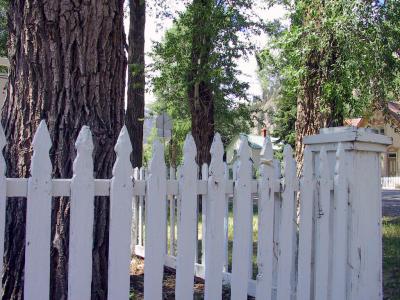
[130,256,253,300]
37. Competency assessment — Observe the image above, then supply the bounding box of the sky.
[123,1,286,107]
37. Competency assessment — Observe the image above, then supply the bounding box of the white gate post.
[303,126,391,300]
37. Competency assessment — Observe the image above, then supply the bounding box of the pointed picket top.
[183,134,196,165]
[335,143,345,176]
[259,137,273,180]
[210,133,224,178]
[75,126,94,153]
[113,126,133,178]
[114,126,132,159]
[150,139,165,173]
[238,135,251,161]
[283,144,296,187]
[73,126,93,178]
[260,137,273,162]
[31,120,52,178]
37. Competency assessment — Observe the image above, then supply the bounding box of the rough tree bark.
[187,0,214,166]
[126,0,145,168]
[1,1,126,299]
[295,49,324,169]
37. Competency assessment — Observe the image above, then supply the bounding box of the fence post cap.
[303,126,392,148]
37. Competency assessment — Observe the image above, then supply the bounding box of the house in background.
[226,132,279,170]
[345,101,400,177]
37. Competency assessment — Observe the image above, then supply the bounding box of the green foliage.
[0,0,7,58]
[259,0,400,146]
[149,0,265,164]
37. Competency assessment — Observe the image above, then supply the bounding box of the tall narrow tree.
[126,0,146,168]
[1,1,127,299]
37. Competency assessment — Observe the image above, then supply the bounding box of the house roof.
[388,101,400,123]
[232,133,279,150]
[344,118,363,127]
[345,101,400,127]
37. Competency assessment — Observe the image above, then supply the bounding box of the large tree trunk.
[295,50,324,168]
[126,0,145,168]
[1,1,126,299]
[187,0,214,166]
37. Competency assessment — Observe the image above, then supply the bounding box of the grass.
[141,202,400,298]
[382,217,400,300]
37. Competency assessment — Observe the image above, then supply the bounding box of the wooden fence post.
[108,126,134,299]
[24,120,52,299]
[144,139,167,300]
[175,134,197,299]
[303,127,392,300]
[204,133,225,300]
[68,126,94,300]
[255,137,276,299]
[231,136,252,300]
[276,145,297,300]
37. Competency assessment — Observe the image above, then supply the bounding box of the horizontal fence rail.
[0,122,388,299]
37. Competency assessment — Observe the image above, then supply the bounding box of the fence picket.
[223,162,229,272]
[201,163,208,266]
[144,140,167,300]
[276,145,297,300]
[256,137,275,299]
[24,120,52,299]
[272,159,282,299]
[108,126,134,299]
[296,147,314,300]
[175,134,198,299]
[131,167,139,255]
[231,137,252,300]
[0,125,6,297]
[314,147,331,300]
[204,133,225,300]
[169,167,176,255]
[138,167,145,246]
[68,126,95,300]
[331,143,348,299]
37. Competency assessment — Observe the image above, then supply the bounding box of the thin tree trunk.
[126,0,146,168]
[1,1,126,299]
[187,0,214,166]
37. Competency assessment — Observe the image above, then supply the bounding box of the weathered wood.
[231,137,252,300]
[169,167,176,255]
[175,134,198,299]
[348,150,383,299]
[255,137,275,299]
[144,140,167,300]
[223,163,229,272]
[68,126,95,300]
[296,147,314,300]
[131,167,139,255]
[331,143,348,299]
[108,126,134,299]
[276,145,297,300]
[24,121,52,299]
[138,167,145,246]
[201,163,208,266]
[314,147,331,300]
[204,133,225,300]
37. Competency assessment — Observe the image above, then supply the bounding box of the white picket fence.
[381,176,400,189]
[0,122,390,299]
